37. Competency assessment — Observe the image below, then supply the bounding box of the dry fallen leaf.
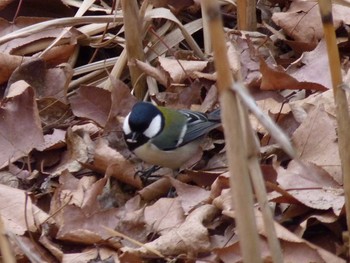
[123,204,219,257]
[273,161,344,216]
[0,85,44,168]
[69,85,112,127]
[292,105,342,183]
[0,184,50,235]
[158,56,208,83]
[272,1,350,42]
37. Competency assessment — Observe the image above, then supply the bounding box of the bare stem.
[202,0,262,262]
[318,0,350,258]
[121,0,147,99]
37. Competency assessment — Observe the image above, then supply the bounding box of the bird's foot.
[134,165,161,184]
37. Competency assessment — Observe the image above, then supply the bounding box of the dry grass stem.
[318,0,350,257]
[202,0,262,262]
[0,15,123,45]
[242,110,284,262]
[121,0,147,99]
[231,82,295,158]
[237,0,257,31]
[146,18,203,61]
[102,49,128,90]
[0,217,15,263]
[145,8,205,59]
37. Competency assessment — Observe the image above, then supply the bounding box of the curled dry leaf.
[7,58,73,103]
[292,105,342,184]
[56,204,121,244]
[52,173,122,245]
[286,40,332,90]
[37,98,73,130]
[69,85,112,127]
[169,176,210,214]
[272,1,350,42]
[93,138,142,189]
[35,128,66,151]
[0,184,50,235]
[133,59,168,87]
[0,53,30,84]
[123,204,219,257]
[158,56,208,83]
[144,197,185,234]
[260,57,328,91]
[138,177,172,201]
[273,161,344,216]
[62,247,119,263]
[10,234,57,262]
[218,209,345,263]
[0,85,44,169]
[233,38,261,87]
[48,128,92,176]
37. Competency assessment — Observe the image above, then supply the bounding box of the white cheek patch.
[144,114,162,138]
[122,113,131,134]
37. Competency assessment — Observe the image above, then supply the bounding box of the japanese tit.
[123,102,221,169]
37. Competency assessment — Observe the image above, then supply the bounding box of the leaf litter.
[0,0,348,262]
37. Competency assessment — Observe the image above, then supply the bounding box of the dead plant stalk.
[201,0,262,262]
[318,0,350,258]
[121,0,147,99]
[237,0,257,31]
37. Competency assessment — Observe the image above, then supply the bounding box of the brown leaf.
[292,105,341,183]
[56,205,120,244]
[37,98,73,130]
[7,58,72,102]
[48,129,92,176]
[0,53,30,84]
[104,78,137,156]
[138,177,172,201]
[260,57,327,91]
[219,209,346,263]
[123,204,219,257]
[11,234,57,262]
[69,85,111,127]
[93,138,142,189]
[51,173,121,245]
[0,85,44,168]
[214,237,270,263]
[0,17,77,55]
[158,56,208,83]
[35,129,66,151]
[0,184,49,235]
[274,161,344,215]
[144,198,185,234]
[287,40,332,90]
[169,176,210,213]
[133,59,168,86]
[283,39,318,57]
[272,1,350,42]
[62,247,120,263]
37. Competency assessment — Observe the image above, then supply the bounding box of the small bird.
[123,102,221,169]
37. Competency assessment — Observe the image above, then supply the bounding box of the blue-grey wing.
[178,109,221,146]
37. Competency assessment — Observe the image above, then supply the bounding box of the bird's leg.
[134,165,161,184]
